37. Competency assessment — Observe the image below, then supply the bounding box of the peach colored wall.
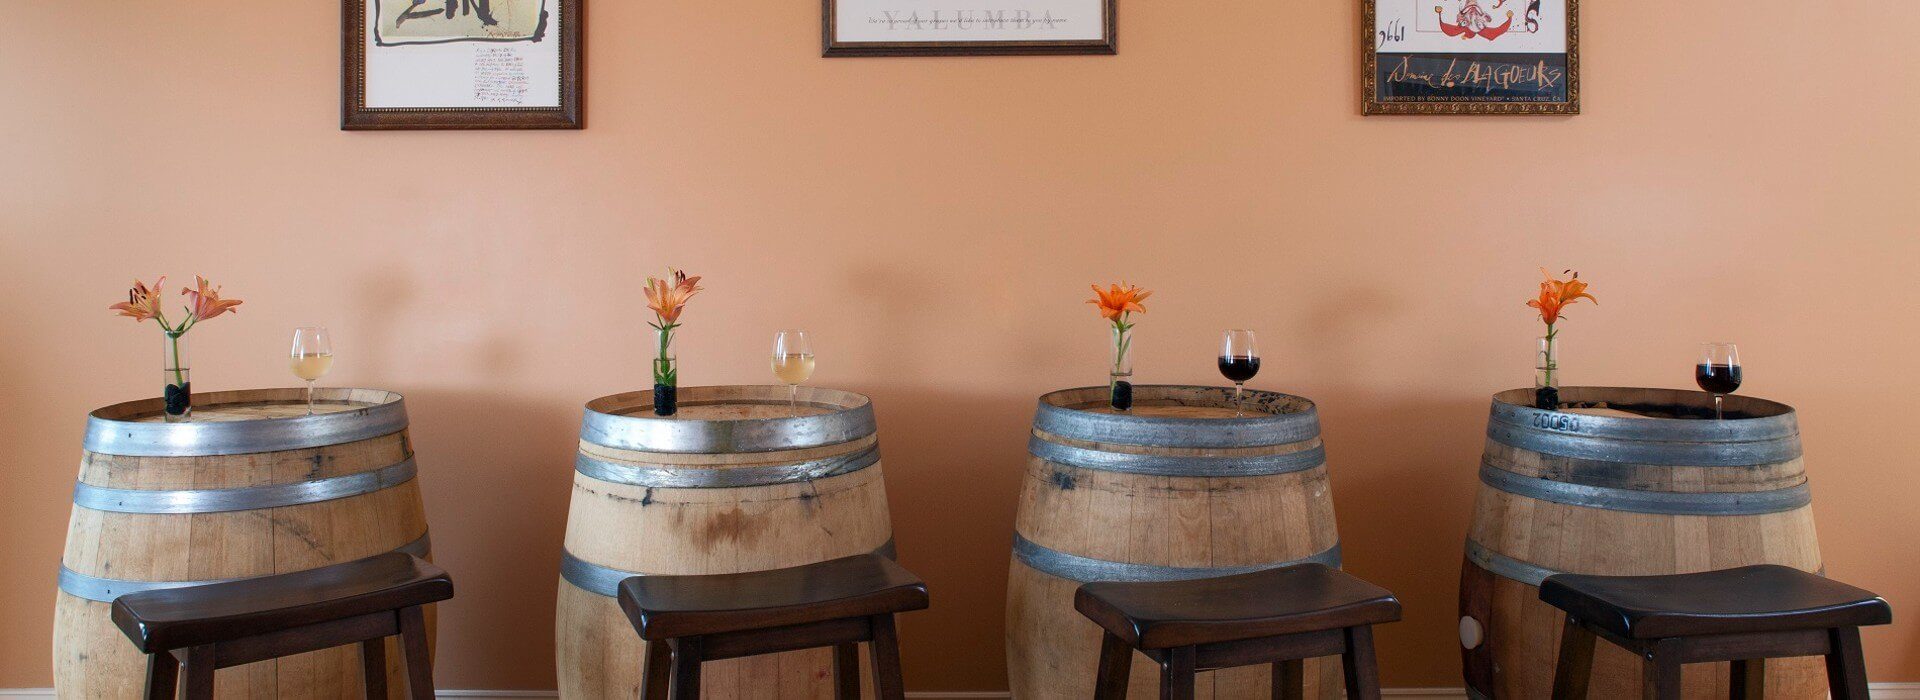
[3,0,1917,692]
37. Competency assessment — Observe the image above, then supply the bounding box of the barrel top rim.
[88,387,404,424]
[1493,386,1795,420]
[583,385,873,426]
[1037,385,1318,422]
[580,385,877,454]
[83,388,409,457]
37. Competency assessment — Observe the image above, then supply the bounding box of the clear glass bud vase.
[653,328,678,416]
[1534,335,1560,410]
[162,331,191,422]
[1109,325,1134,411]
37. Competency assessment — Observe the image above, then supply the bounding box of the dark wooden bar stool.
[111,553,454,700]
[1074,563,1402,700]
[1541,565,1892,699]
[618,553,930,700]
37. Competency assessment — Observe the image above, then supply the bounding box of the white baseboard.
[1,685,1914,698]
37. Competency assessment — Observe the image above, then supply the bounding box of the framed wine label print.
[342,0,583,129]
[824,0,1117,57]
[1363,0,1578,114]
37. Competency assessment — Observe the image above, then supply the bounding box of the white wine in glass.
[771,330,814,416]
[290,327,333,415]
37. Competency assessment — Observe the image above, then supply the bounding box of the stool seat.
[1541,564,1891,640]
[111,553,453,654]
[1075,563,1401,650]
[618,553,928,641]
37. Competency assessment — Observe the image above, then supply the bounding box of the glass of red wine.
[1219,330,1261,417]
[1695,342,1742,420]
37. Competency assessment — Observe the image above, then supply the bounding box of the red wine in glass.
[1696,343,1741,419]
[1220,330,1260,416]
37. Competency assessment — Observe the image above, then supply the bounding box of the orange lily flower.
[645,268,703,326]
[1088,283,1152,323]
[108,276,167,322]
[182,276,244,322]
[1526,268,1597,326]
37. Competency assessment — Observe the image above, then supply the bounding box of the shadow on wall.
[402,387,580,689]
[844,383,1033,691]
[1317,389,1490,685]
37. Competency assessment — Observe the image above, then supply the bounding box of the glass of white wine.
[290,327,333,415]
[771,330,814,416]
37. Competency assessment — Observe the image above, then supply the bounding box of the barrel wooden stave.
[1007,386,1347,699]
[556,386,893,700]
[54,389,429,700]
[1462,387,1824,700]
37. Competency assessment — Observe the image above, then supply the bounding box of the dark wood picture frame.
[822,0,1116,57]
[1362,0,1578,115]
[342,0,583,130]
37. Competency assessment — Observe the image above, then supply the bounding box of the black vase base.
[164,382,192,416]
[653,384,678,416]
[1534,386,1561,410]
[1110,381,1134,411]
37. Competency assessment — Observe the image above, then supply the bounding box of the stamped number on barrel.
[1529,413,1582,433]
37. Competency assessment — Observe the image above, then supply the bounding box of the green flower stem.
[166,331,186,387]
[1541,323,1558,387]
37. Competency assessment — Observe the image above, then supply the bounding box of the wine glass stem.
[1714,394,1724,420]
[1234,383,1244,417]
[306,380,316,415]
[789,383,798,417]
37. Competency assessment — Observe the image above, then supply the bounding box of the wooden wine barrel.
[1460,387,1823,699]
[1007,386,1347,699]
[53,388,433,699]
[556,385,895,699]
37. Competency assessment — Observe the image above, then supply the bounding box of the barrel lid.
[84,388,408,457]
[1488,387,1801,466]
[1033,385,1319,449]
[580,385,877,454]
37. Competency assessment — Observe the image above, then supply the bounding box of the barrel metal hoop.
[1478,463,1813,516]
[72,458,419,514]
[1465,538,1826,587]
[580,399,876,455]
[1012,533,1342,583]
[1028,436,1324,477]
[1032,387,1320,449]
[560,539,898,597]
[84,396,409,457]
[1486,391,1801,467]
[1464,538,1562,587]
[57,531,431,603]
[575,444,880,489]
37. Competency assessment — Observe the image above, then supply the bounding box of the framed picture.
[823,0,1116,57]
[1363,0,1578,115]
[342,0,583,130]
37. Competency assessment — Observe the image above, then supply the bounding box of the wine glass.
[290,327,333,415]
[1695,342,1742,420]
[1219,330,1261,417]
[771,330,814,416]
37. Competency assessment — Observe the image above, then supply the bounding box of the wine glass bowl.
[290,327,333,415]
[771,330,814,416]
[1695,342,1741,420]
[1219,329,1261,417]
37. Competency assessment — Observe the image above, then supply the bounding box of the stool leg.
[143,650,179,700]
[1160,646,1195,700]
[180,645,216,700]
[1094,632,1133,700]
[361,638,388,699]
[398,606,436,700]
[1641,640,1682,700]
[869,615,907,700]
[1730,659,1765,700]
[833,642,861,700]
[1273,659,1304,700]
[642,641,672,700]
[1549,616,1596,700]
[670,637,703,700]
[1341,626,1382,700]
[1824,627,1870,700]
